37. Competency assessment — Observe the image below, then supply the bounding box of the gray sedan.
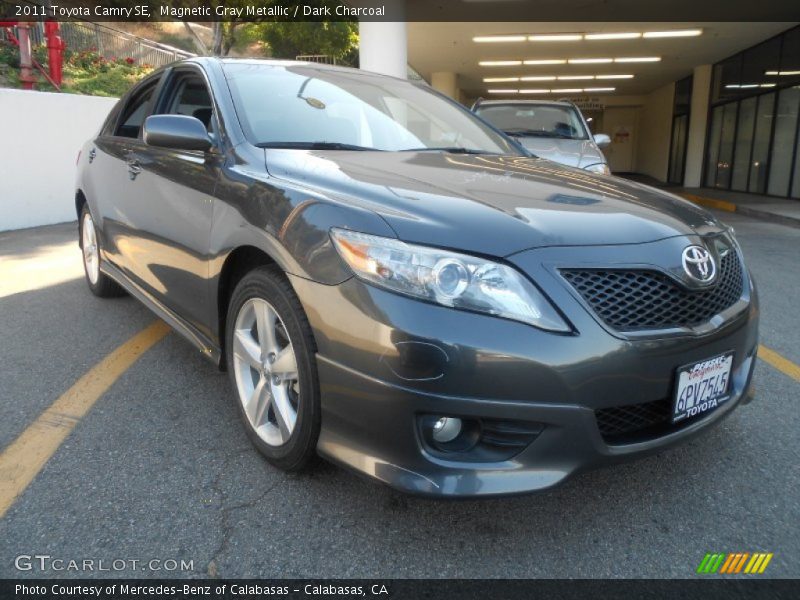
[75,58,758,497]
[474,99,612,174]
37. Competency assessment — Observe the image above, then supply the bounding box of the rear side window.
[115,80,158,139]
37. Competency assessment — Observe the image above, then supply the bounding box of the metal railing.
[1,22,196,67]
[60,22,196,66]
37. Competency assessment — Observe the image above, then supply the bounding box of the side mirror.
[144,115,212,152]
[593,133,611,148]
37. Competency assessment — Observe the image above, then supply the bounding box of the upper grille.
[561,250,744,332]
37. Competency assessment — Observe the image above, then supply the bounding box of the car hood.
[264,150,723,257]
[514,136,605,169]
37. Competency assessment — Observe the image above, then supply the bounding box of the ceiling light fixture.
[479,60,523,66]
[529,34,583,42]
[485,87,616,95]
[585,32,642,40]
[765,70,800,76]
[487,74,634,82]
[523,59,567,65]
[614,57,661,63]
[643,29,702,38]
[473,35,527,43]
[569,58,613,64]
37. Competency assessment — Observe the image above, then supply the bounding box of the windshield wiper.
[504,129,579,140]
[401,147,493,155]
[503,128,546,137]
[255,141,379,151]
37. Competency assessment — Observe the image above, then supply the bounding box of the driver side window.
[159,72,217,139]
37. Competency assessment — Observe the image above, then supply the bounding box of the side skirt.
[100,260,222,366]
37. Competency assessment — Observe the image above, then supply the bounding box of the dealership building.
[359,21,800,199]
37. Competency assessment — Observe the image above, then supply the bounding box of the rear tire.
[225,266,321,471]
[80,205,125,298]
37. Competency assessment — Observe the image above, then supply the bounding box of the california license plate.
[673,353,733,424]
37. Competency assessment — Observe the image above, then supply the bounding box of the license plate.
[673,352,733,424]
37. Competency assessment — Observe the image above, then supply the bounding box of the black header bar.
[2,0,799,22]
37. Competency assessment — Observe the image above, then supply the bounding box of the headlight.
[584,163,611,175]
[330,228,570,332]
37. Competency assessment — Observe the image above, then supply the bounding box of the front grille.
[595,398,672,443]
[561,250,744,331]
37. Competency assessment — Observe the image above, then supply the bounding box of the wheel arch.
[75,190,88,247]
[216,245,282,370]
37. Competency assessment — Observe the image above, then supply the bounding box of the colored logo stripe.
[698,553,773,574]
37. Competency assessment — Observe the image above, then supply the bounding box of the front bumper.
[288,252,759,497]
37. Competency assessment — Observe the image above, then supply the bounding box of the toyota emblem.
[682,245,716,283]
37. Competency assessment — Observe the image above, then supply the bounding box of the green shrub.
[0,44,153,97]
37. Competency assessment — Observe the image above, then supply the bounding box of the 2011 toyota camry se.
[75,58,758,497]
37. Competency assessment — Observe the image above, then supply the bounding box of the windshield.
[475,103,589,140]
[223,63,522,154]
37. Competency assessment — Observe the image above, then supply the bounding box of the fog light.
[432,417,462,443]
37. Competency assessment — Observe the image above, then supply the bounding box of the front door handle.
[126,159,141,180]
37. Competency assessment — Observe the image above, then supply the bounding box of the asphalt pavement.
[0,211,798,579]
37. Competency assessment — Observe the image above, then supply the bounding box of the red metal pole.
[44,21,64,87]
[17,22,36,90]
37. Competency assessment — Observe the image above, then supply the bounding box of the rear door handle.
[88,148,96,163]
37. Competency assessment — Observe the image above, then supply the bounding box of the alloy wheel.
[232,298,300,447]
[82,212,100,284]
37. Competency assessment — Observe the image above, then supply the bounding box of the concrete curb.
[680,192,800,230]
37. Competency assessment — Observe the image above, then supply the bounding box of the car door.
[90,75,162,278]
[122,66,222,341]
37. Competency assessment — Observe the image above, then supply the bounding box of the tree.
[254,21,358,64]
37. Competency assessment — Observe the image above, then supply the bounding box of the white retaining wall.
[0,89,118,231]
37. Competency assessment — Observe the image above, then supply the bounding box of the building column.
[358,21,408,79]
[431,72,459,100]
[684,64,713,188]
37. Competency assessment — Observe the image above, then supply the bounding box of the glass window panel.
[674,76,693,116]
[778,26,800,88]
[791,133,800,198]
[731,96,757,191]
[749,93,775,194]
[741,36,782,89]
[669,115,688,183]
[767,86,800,196]
[705,106,724,187]
[715,103,738,188]
[712,54,743,104]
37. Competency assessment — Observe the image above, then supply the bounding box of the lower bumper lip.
[314,347,757,498]
[287,253,759,497]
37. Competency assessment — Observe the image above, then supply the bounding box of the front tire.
[80,206,124,298]
[225,266,321,471]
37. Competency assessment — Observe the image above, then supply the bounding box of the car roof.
[184,56,402,80]
[475,99,575,108]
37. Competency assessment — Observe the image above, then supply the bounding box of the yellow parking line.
[680,193,738,213]
[758,345,800,383]
[0,321,170,519]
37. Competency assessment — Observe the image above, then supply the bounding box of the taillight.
[76,150,81,165]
